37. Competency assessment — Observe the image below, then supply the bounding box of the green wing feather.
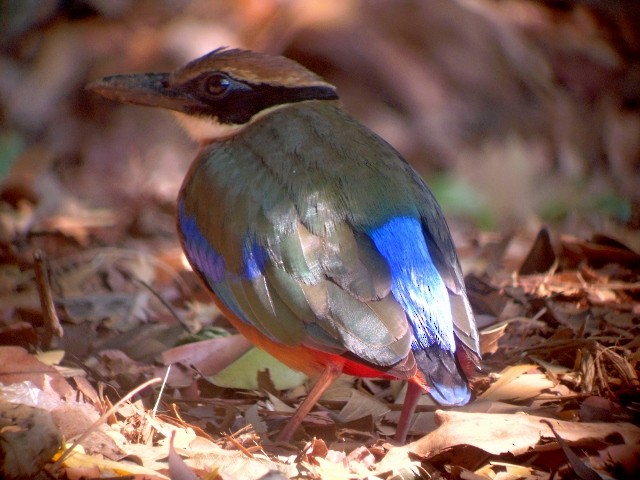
[180,101,476,371]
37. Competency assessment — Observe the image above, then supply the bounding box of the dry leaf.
[161,334,252,375]
[0,403,62,479]
[336,389,390,423]
[478,364,555,402]
[0,346,74,399]
[409,411,640,457]
[168,431,199,480]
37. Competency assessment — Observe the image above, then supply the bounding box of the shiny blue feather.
[368,216,455,353]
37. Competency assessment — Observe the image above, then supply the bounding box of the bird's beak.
[86,72,192,112]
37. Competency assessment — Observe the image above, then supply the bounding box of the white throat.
[172,112,243,143]
[172,103,291,144]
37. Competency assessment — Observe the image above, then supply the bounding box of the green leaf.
[209,347,307,390]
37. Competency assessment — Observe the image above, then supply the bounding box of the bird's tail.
[414,345,471,406]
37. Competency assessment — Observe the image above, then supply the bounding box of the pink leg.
[394,381,422,443]
[277,365,342,442]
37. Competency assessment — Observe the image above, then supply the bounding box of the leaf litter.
[1,2,640,478]
[1,208,638,479]
[1,98,639,479]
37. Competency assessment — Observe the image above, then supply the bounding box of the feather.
[237,275,306,346]
[323,224,392,301]
[368,216,456,353]
[319,281,411,366]
[91,49,481,443]
[177,99,479,397]
[414,346,471,406]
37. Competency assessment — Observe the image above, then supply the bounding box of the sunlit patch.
[180,252,192,271]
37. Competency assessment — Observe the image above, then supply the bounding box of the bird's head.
[87,47,339,143]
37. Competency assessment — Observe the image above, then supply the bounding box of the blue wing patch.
[178,201,226,284]
[178,201,267,324]
[368,216,455,353]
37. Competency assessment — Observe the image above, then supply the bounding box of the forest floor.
[1,194,638,479]
[1,1,639,479]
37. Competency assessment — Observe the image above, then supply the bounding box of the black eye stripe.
[181,72,338,124]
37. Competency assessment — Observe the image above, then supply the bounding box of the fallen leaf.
[479,319,508,355]
[561,234,640,269]
[0,346,74,399]
[540,419,603,480]
[475,461,535,479]
[161,334,252,376]
[478,364,555,402]
[519,227,556,275]
[335,389,390,424]
[0,403,62,479]
[409,411,640,457]
[168,430,199,480]
[597,444,640,478]
[210,347,307,391]
[60,444,170,479]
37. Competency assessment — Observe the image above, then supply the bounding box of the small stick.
[34,249,63,347]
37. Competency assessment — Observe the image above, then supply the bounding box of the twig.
[133,277,191,332]
[34,249,63,348]
[224,425,256,458]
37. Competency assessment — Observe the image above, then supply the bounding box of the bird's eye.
[206,74,232,97]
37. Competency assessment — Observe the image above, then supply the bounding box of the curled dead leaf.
[407,411,640,457]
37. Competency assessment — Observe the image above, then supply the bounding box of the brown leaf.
[479,319,508,355]
[598,444,640,478]
[477,364,555,402]
[561,235,640,269]
[519,227,557,275]
[465,274,507,316]
[335,389,390,424]
[541,419,603,480]
[0,346,74,399]
[161,334,252,376]
[0,403,62,479]
[406,411,640,457]
[301,437,329,465]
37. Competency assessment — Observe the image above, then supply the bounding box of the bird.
[87,47,481,443]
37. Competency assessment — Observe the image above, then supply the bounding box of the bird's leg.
[394,381,423,443]
[276,364,342,442]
